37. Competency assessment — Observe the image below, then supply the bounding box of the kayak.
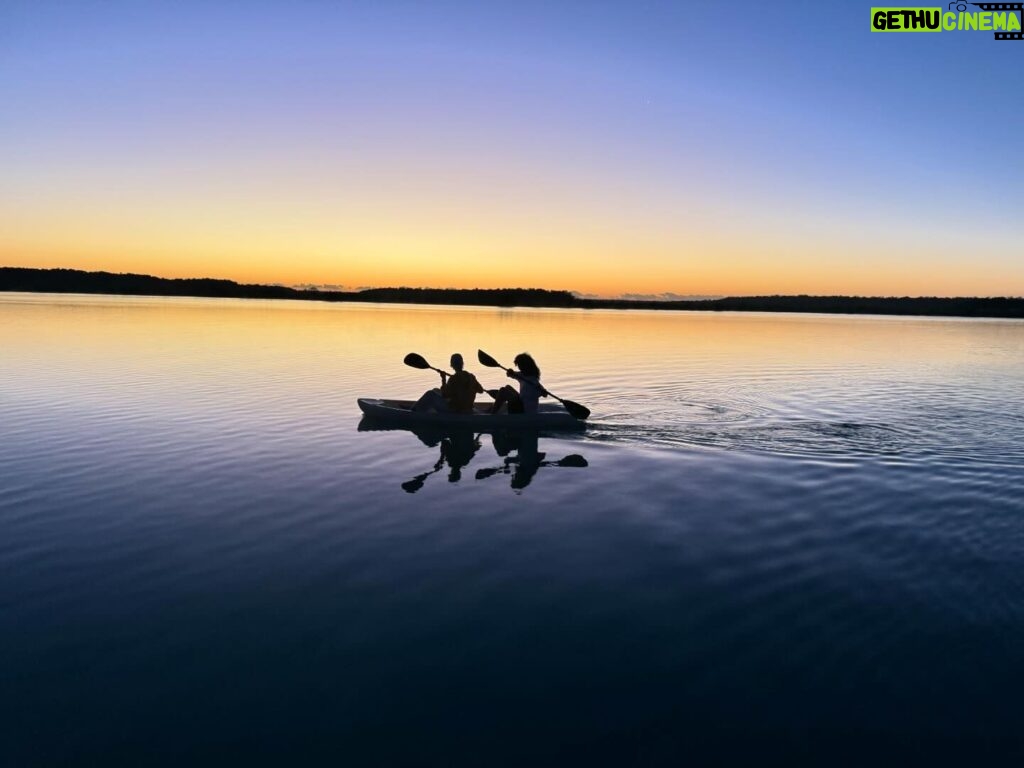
[357,398,587,430]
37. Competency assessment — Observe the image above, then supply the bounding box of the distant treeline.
[2,267,1022,318]
[0,268,572,307]
[0,268,299,300]
[575,294,1024,318]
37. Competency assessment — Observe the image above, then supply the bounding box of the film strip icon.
[960,2,1024,38]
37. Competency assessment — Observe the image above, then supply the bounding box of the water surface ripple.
[2,294,1023,764]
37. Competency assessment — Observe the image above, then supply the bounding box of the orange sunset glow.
[2,2,1021,297]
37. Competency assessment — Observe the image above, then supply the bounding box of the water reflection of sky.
[3,294,1024,764]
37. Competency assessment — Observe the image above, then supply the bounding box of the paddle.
[476,349,591,420]
[403,352,448,380]
[404,353,501,401]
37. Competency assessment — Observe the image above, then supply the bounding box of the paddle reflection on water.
[474,430,589,491]
[358,418,588,493]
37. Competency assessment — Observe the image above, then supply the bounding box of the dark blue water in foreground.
[2,294,1023,764]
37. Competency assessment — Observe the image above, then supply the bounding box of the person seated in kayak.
[490,353,547,415]
[412,353,484,413]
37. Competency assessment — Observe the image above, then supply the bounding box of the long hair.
[514,353,540,379]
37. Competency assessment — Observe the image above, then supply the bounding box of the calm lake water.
[2,293,1023,765]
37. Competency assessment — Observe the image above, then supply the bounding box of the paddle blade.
[561,399,591,420]
[556,454,589,468]
[404,353,431,370]
[485,389,502,400]
[477,349,502,368]
[401,474,427,493]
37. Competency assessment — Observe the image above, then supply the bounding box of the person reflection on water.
[491,430,543,490]
[489,353,546,415]
[441,431,480,482]
[412,353,484,414]
[476,431,587,492]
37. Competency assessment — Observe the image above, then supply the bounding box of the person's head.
[514,353,540,378]
[450,353,464,371]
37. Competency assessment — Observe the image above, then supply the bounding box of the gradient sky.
[2,0,1021,297]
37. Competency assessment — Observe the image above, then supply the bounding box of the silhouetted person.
[490,353,546,415]
[413,353,484,413]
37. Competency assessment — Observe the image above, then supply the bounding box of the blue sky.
[2,0,1021,295]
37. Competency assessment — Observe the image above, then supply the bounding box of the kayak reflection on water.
[357,419,588,493]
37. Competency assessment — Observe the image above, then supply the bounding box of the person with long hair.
[490,352,547,415]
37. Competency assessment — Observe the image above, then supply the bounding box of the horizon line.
[2,266,1022,302]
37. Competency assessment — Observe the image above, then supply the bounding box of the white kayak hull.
[357,398,586,430]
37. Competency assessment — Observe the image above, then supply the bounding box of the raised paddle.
[476,349,591,420]
[403,352,449,379]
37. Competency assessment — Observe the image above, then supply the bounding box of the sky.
[1,0,1021,297]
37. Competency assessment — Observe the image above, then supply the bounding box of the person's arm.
[508,371,547,396]
[473,375,484,394]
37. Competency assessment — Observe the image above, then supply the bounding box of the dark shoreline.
[2,267,1023,318]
